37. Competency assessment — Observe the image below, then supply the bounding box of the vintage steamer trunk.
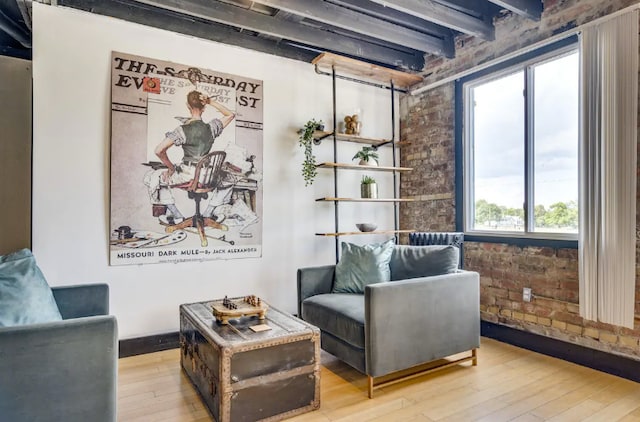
[179,300,320,422]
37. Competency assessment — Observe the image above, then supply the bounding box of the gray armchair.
[0,284,117,422]
[298,245,480,398]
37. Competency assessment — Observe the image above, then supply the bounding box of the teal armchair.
[0,284,117,422]
[297,245,480,398]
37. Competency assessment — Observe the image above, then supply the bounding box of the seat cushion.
[390,245,460,281]
[0,249,62,327]
[333,239,394,294]
[302,293,365,349]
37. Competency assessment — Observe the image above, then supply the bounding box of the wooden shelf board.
[312,52,423,89]
[316,197,415,202]
[316,230,415,237]
[313,130,395,147]
[317,162,412,172]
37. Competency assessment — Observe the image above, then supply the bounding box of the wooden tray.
[210,296,268,325]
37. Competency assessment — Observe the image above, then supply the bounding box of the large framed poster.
[109,52,263,265]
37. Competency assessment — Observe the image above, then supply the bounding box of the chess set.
[210,295,268,325]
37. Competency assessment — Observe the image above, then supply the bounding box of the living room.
[1,0,640,420]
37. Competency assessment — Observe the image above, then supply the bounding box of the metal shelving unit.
[311,52,423,261]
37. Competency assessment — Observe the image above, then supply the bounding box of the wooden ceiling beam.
[329,0,454,40]
[127,0,424,69]
[487,0,542,20]
[367,0,495,40]
[250,0,454,57]
[432,0,486,18]
[56,0,320,63]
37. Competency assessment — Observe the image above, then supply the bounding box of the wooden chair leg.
[203,217,228,231]
[196,218,208,247]
[368,376,374,399]
[472,348,478,366]
[165,216,196,233]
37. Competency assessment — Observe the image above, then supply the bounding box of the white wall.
[32,3,398,338]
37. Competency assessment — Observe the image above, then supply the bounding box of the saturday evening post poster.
[109,52,263,265]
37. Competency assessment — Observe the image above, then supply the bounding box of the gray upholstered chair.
[297,244,480,398]
[0,284,117,422]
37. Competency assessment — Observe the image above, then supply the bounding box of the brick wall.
[399,0,640,360]
[400,83,455,240]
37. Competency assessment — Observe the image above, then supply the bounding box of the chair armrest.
[0,316,118,422]
[364,271,480,377]
[297,265,335,317]
[52,283,109,319]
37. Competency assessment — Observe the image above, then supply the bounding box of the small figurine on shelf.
[343,114,361,135]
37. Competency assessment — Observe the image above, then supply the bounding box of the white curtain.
[579,10,638,328]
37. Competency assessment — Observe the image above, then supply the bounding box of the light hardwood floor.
[117,338,640,422]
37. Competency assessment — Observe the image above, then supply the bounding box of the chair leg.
[163,196,228,244]
[203,217,228,231]
[165,216,196,233]
[196,217,208,247]
[366,351,477,399]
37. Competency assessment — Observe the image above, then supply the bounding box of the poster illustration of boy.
[145,89,235,225]
[109,52,263,265]
[144,77,260,241]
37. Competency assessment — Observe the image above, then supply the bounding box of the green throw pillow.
[0,249,62,327]
[333,239,395,294]
[390,245,459,281]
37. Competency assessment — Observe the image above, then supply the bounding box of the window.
[459,41,579,242]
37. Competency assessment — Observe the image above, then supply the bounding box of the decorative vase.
[361,183,377,199]
[358,159,378,166]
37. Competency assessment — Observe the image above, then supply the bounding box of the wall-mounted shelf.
[317,163,412,172]
[316,197,415,202]
[312,52,423,89]
[313,130,394,147]
[316,230,415,237]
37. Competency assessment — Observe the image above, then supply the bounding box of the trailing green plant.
[361,175,376,185]
[298,119,323,186]
[352,146,379,163]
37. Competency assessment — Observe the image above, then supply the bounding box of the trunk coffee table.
[179,299,320,422]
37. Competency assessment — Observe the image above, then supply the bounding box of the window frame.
[454,36,579,248]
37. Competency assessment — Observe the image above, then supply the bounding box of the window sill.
[463,232,578,249]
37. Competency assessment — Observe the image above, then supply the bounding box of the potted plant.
[298,119,324,186]
[353,146,379,166]
[361,175,377,199]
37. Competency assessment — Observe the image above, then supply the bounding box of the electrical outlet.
[523,287,532,302]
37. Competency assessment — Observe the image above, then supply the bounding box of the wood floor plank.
[473,375,596,422]
[510,413,545,422]
[582,388,640,421]
[116,338,640,422]
[619,413,640,422]
[530,373,615,419]
[330,397,415,421]
[547,399,606,422]
[421,357,569,420]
